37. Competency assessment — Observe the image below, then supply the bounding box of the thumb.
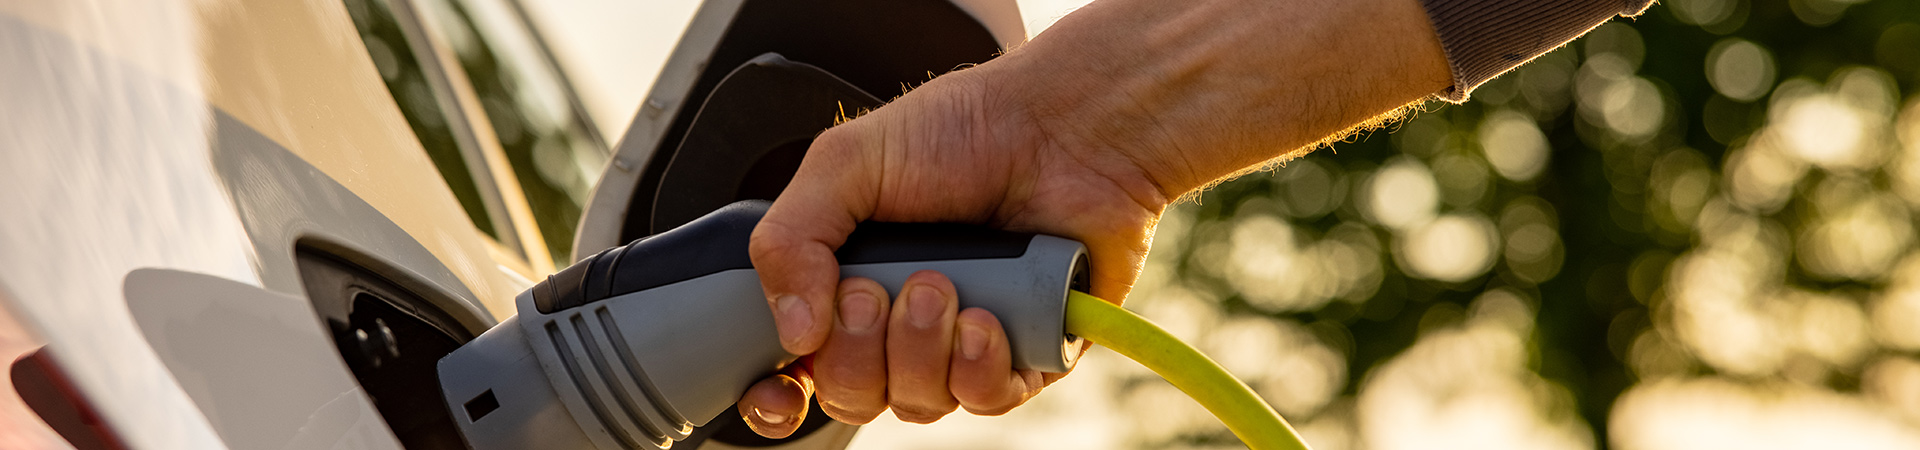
[751,128,878,355]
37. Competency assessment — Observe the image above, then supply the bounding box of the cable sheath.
[1064,291,1311,450]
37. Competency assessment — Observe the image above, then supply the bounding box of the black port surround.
[644,54,883,233]
[617,0,1004,242]
[296,247,476,450]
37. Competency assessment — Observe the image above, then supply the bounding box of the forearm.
[983,0,1451,201]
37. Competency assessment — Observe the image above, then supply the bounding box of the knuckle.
[819,404,878,425]
[887,389,958,421]
[817,362,882,393]
[815,380,876,402]
[886,354,950,382]
[886,404,955,424]
[811,125,867,155]
[960,402,1018,417]
[747,225,804,258]
[951,382,1016,412]
[817,395,884,424]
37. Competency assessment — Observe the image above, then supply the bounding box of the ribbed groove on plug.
[597,307,694,437]
[547,321,660,449]
[571,314,672,448]
[546,323,640,448]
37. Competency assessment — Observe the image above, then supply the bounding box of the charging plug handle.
[529,200,1090,372]
[440,200,1089,450]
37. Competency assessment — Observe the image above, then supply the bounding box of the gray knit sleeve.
[1421,0,1655,102]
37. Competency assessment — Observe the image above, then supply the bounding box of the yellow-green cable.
[1065,291,1311,450]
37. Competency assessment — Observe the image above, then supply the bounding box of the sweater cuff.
[1420,0,1655,103]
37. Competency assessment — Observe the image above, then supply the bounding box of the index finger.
[750,126,880,355]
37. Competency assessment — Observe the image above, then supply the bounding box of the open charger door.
[568,0,1023,448]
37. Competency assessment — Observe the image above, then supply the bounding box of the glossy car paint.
[1,0,520,448]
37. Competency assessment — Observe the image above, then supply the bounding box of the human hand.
[734,60,1171,436]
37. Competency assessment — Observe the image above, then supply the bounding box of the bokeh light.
[1670,0,1739,27]
[1479,110,1552,181]
[1705,38,1776,102]
[1358,290,1592,450]
[1396,214,1499,283]
[1610,378,1920,450]
[1364,158,1440,230]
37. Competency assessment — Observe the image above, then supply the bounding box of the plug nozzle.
[438,316,614,449]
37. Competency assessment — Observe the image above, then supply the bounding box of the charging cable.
[1065,291,1312,450]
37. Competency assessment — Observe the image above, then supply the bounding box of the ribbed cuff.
[1420,0,1654,103]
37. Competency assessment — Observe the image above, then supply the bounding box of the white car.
[0,0,1023,448]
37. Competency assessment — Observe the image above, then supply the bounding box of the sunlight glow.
[1202,317,1345,418]
[1366,159,1440,230]
[1611,379,1920,450]
[1359,293,1592,450]
[1723,139,1807,213]
[1706,39,1776,102]
[1777,93,1866,168]
[1796,192,1912,281]
[1397,214,1499,283]
[1872,256,1920,351]
[1479,110,1551,181]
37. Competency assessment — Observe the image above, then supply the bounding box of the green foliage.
[1141,1,1920,447]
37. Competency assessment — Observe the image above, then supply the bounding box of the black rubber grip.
[534,200,1034,314]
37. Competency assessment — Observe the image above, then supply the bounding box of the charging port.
[297,248,477,449]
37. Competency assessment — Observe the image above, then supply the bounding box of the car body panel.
[1,0,514,448]
[2,3,256,448]
[188,0,524,315]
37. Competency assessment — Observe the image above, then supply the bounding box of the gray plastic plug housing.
[437,223,1087,450]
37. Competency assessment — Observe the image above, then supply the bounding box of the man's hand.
[734,0,1450,437]
[737,62,1169,435]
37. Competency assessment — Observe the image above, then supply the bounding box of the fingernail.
[839,291,881,333]
[908,285,944,328]
[753,406,789,426]
[776,295,813,347]
[959,321,987,360]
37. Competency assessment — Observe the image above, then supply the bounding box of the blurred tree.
[1129,1,1920,448]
